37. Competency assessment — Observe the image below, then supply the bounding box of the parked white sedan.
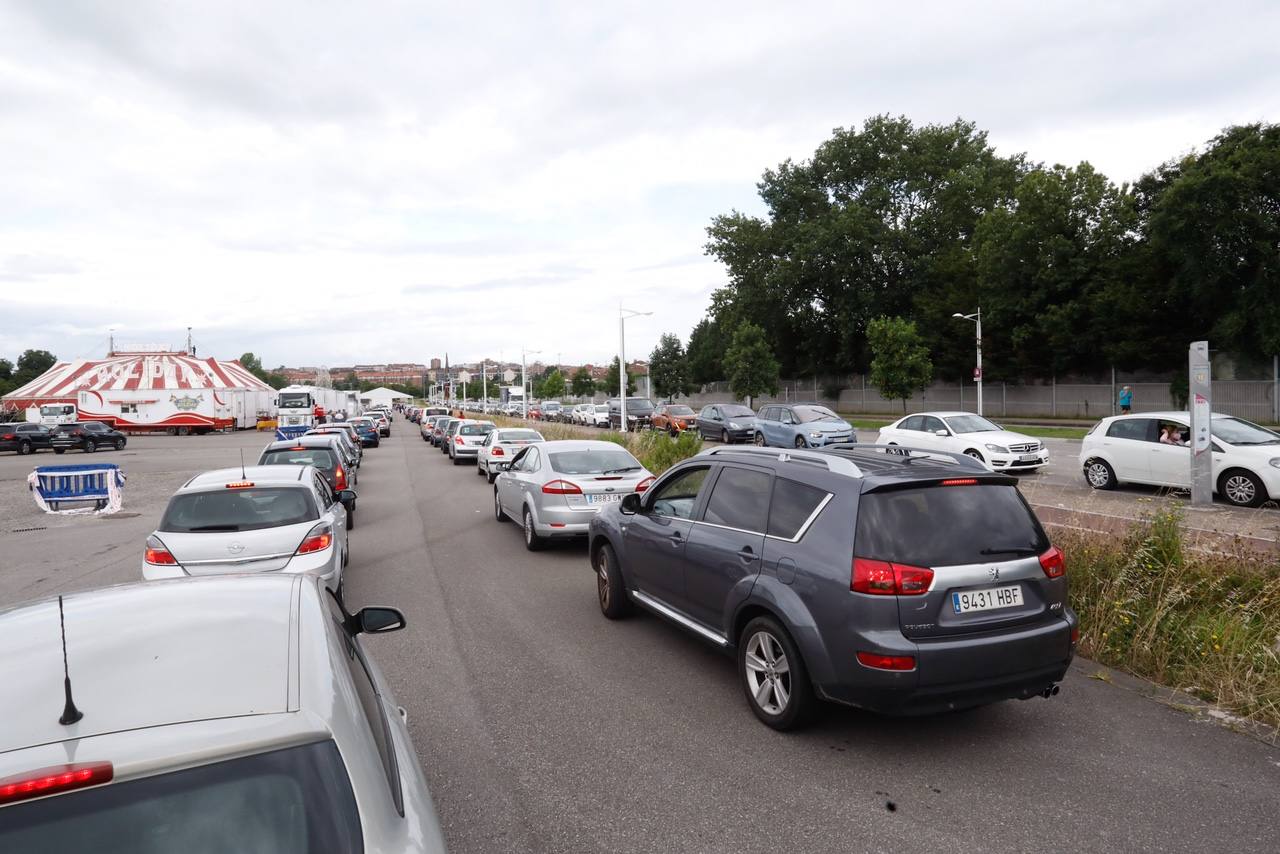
[876,412,1049,471]
[1079,411,1280,507]
[477,427,545,483]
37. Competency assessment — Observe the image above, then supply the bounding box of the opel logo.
[988,566,1000,581]
[228,542,246,555]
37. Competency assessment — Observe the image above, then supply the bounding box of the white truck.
[276,385,352,437]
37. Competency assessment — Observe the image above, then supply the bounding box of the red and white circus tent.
[2,352,273,413]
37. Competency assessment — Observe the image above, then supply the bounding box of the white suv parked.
[876,412,1049,471]
[1079,411,1280,507]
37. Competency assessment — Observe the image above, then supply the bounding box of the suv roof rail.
[699,445,864,478]
[824,443,991,473]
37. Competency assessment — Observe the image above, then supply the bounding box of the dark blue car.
[350,419,381,448]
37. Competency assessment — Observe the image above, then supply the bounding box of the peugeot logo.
[227,542,246,555]
[988,566,1000,581]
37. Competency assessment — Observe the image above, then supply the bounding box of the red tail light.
[856,652,916,671]
[491,447,505,456]
[1,433,14,441]
[542,479,583,495]
[298,524,334,554]
[455,435,465,445]
[0,762,114,806]
[852,557,933,595]
[1039,545,1066,578]
[1070,625,1080,644]
[635,476,654,493]
[144,535,177,566]
[334,465,347,490]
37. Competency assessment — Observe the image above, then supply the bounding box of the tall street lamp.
[952,308,983,415]
[521,348,541,421]
[619,306,652,433]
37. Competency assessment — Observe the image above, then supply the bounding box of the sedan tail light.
[0,762,114,806]
[298,523,334,554]
[851,557,933,595]
[454,435,465,445]
[491,447,505,456]
[635,476,654,493]
[1039,545,1066,578]
[542,479,583,495]
[144,535,178,566]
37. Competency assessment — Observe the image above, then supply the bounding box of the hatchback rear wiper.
[979,546,1039,556]
[188,524,241,532]
[601,466,641,474]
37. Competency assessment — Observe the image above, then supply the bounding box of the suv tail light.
[856,652,916,671]
[851,557,933,595]
[635,476,654,493]
[1,433,15,441]
[144,535,178,566]
[542,479,582,495]
[1039,545,1066,578]
[334,464,347,491]
[0,762,114,806]
[298,523,334,554]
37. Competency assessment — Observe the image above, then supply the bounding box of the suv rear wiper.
[979,546,1039,556]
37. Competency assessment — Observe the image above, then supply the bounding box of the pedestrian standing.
[1118,385,1133,414]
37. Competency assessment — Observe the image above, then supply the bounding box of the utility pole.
[1189,341,1212,506]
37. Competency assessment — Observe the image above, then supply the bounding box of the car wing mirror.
[935,429,949,437]
[620,493,642,515]
[355,606,406,635]
[337,488,357,503]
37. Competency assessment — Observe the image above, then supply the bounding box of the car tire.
[452,453,462,465]
[964,449,984,463]
[595,542,632,619]
[84,440,96,453]
[522,506,545,551]
[54,448,65,455]
[721,428,729,444]
[18,440,31,455]
[1220,469,1266,508]
[347,506,356,530]
[1084,459,1117,490]
[487,467,497,484]
[669,426,679,438]
[794,436,806,449]
[114,438,125,450]
[754,432,766,446]
[738,616,814,731]
[494,488,508,522]
[475,460,484,477]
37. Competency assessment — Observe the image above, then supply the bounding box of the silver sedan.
[493,439,653,550]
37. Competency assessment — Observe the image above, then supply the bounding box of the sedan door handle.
[738,547,758,562]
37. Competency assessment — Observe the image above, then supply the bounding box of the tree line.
[0,349,58,400]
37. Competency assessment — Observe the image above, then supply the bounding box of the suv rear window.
[855,484,1048,567]
[161,487,318,532]
[0,741,362,854]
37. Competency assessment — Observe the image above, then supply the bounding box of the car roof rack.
[823,443,992,473]
[699,445,864,478]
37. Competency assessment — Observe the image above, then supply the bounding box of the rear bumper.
[453,446,480,459]
[533,504,601,537]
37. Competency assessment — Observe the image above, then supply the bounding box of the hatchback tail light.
[1039,545,1066,578]
[334,465,347,491]
[0,762,114,806]
[851,557,933,595]
[298,523,334,554]
[491,447,505,456]
[856,652,916,671]
[144,535,178,566]
[542,479,583,495]
[635,476,654,493]
[454,435,465,445]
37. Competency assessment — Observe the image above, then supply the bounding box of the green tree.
[0,358,12,381]
[536,369,566,400]
[14,349,57,384]
[598,356,636,396]
[649,333,691,400]
[570,366,595,397]
[723,322,780,407]
[686,317,726,385]
[867,316,933,412]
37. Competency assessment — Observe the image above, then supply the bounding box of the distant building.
[430,358,442,370]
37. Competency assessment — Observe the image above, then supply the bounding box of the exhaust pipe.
[1041,685,1061,699]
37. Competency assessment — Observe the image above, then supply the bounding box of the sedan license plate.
[1019,453,1040,462]
[586,493,621,504]
[952,584,1023,614]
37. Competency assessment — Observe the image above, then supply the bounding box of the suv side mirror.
[620,493,642,515]
[355,606,406,635]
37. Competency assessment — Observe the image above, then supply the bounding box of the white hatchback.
[1079,411,1280,507]
[477,427,545,483]
[876,412,1049,471]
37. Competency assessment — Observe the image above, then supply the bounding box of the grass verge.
[1064,509,1280,729]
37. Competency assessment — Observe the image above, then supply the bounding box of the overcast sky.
[1,1,1276,371]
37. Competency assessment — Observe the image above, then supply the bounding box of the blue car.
[351,419,381,448]
[753,403,854,448]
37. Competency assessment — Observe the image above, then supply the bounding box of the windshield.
[794,405,839,423]
[626,399,653,412]
[1212,416,1280,445]
[498,430,542,442]
[549,448,643,475]
[260,448,336,471]
[666,405,694,416]
[278,393,310,408]
[721,405,754,418]
[460,423,495,436]
[0,741,362,854]
[944,414,1002,434]
[40,405,71,416]
[160,487,318,532]
[595,405,609,412]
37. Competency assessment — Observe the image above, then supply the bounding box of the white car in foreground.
[876,412,1049,471]
[477,427,545,483]
[0,575,446,852]
[1079,411,1280,507]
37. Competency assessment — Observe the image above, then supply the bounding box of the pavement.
[2,428,1279,853]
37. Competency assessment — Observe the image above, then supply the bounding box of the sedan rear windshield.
[161,486,318,532]
[549,449,643,475]
[794,406,839,423]
[0,741,362,854]
[855,484,1048,567]
[460,424,495,436]
[260,448,337,471]
[498,430,542,442]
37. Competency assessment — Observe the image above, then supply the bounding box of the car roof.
[181,465,311,490]
[265,436,341,450]
[0,576,300,760]
[895,411,986,419]
[695,445,999,491]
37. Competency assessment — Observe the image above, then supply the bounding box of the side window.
[315,473,335,506]
[758,407,774,421]
[900,415,924,431]
[649,466,711,519]
[767,479,829,540]
[780,409,795,425]
[703,466,773,533]
[921,416,946,434]
[1107,418,1152,441]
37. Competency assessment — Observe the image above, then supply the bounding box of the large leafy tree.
[724,322,780,407]
[686,317,726,386]
[649,333,691,400]
[570,366,595,397]
[14,349,57,384]
[597,356,636,396]
[536,369,566,400]
[867,316,932,412]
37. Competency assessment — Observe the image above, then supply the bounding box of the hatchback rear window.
[548,449,642,475]
[260,448,337,471]
[460,424,495,436]
[161,487,318,532]
[855,484,1048,567]
[0,741,362,854]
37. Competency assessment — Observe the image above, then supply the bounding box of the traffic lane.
[369,435,1280,854]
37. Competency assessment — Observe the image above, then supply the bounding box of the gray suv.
[587,444,1077,730]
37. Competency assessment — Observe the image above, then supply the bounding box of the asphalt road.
[2,428,1279,853]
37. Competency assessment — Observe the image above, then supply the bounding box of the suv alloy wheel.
[738,616,813,730]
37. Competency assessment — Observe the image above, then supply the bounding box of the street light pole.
[952,308,983,415]
[619,306,652,433]
[482,360,488,413]
[521,348,541,421]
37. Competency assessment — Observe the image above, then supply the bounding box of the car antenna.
[57,595,84,725]
[240,448,247,480]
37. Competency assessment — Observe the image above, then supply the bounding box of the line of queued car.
[3,402,450,849]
